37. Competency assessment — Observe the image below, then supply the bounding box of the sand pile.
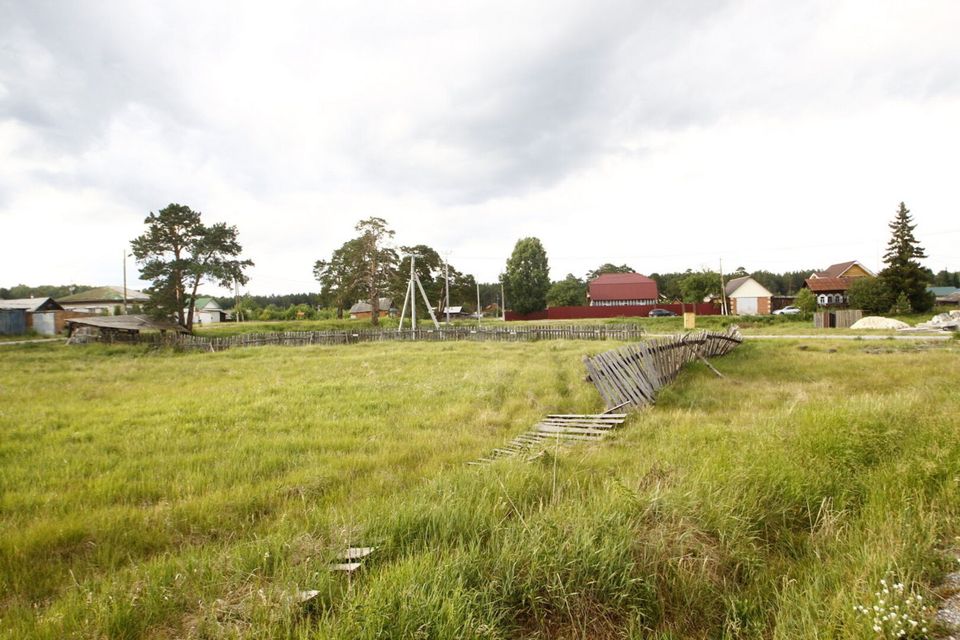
[850,316,911,330]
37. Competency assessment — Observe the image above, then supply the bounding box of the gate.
[31,312,56,336]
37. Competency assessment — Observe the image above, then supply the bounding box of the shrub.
[848,278,894,314]
[794,288,817,313]
[889,292,912,315]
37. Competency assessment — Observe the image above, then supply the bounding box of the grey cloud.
[0,2,197,152]
[3,0,960,213]
[348,1,736,203]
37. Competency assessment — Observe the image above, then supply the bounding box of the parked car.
[773,305,801,315]
[648,308,677,317]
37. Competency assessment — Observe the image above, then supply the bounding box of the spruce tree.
[879,202,934,313]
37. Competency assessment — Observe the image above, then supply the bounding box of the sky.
[2,0,959,296]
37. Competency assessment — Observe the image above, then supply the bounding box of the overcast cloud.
[1,0,959,295]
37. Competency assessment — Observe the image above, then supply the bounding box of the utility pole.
[397,254,440,336]
[718,258,728,316]
[411,255,416,329]
[234,278,241,322]
[444,254,450,325]
[122,248,129,315]
[500,282,506,321]
[476,282,481,328]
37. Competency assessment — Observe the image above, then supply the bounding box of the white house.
[187,297,226,324]
[724,276,773,315]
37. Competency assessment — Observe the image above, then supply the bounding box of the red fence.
[505,303,719,322]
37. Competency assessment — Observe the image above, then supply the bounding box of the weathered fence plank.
[77,324,648,351]
[582,328,743,411]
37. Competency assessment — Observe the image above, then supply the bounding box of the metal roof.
[65,314,187,333]
[349,298,394,313]
[723,276,749,296]
[812,261,875,279]
[0,297,64,312]
[724,275,773,297]
[588,273,658,301]
[804,276,854,292]
[57,286,149,304]
[192,297,222,310]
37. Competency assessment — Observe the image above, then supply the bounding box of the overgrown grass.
[1,338,958,638]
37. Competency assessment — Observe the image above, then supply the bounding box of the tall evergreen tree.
[131,203,253,330]
[879,202,934,312]
[354,217,398,326]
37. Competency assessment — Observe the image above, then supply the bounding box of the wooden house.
[928,287,960,306]
[57,286,149,315]
[587,273,659,307]
[349,298,395,320]
[803,260,876,307]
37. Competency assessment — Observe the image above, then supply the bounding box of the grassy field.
[2,337,959,638]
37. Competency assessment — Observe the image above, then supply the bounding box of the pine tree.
[879,202,934,313]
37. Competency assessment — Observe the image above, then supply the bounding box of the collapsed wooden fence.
[82,324,648,350]
[582,327,743,411]
[470,328,743,465]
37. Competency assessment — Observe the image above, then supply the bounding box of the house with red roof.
[587,273,659,307]
[804,260,876,306]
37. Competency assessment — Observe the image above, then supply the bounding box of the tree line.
[6,202,953,325]
[500,202,948,315]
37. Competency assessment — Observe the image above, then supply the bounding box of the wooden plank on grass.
[535,424,609,436]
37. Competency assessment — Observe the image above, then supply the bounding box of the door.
[737,297,758,315]
[32,312,56,335]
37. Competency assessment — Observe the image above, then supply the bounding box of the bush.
[794,288,816,313]
[889,292,912,315]
[847,278,894,314]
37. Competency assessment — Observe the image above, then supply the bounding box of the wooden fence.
[582,327,743,411]
[813,310,863,329]
[92,324,649,351]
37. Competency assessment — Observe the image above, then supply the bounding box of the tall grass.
[1,338,958,638]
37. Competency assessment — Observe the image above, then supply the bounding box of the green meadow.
[1,337,959,638]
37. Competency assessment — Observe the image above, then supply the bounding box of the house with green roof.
[928,286,960,306]
[187,297,226,324]
[56,286,149,315]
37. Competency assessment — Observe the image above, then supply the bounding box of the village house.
[723,276,773,315]
[803,260,875,306]
[349,297,395,320]
[587,273,659,307]
[436,305,469,319]
[928,286,960,306]
[57,286,149,315]
[186,297,227,324]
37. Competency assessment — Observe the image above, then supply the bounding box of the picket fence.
[107,324,649,351]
